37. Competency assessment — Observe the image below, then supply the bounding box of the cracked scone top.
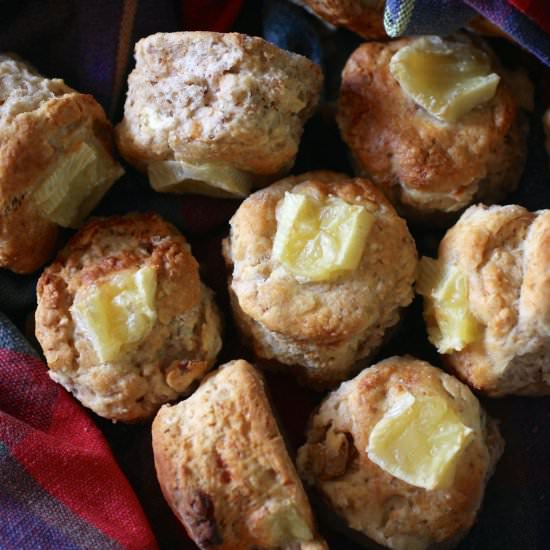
[223,171,417,388]
[35,213,222,422]
[0,54,123,273]
[337,35,528,221]
[152,359,327,550]
[419,204,550,396]
[297,356,503,550]
[115,32,322,178]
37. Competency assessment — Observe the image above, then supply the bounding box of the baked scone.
[292,0,386,39]
[222,171,417,388]
[417,204,550,396]
[338,35,528,221]
[297,356,504,550]
[0,54,123,273]
[35,213,222,422]
[115,32,322,198]
[152,359,327,550]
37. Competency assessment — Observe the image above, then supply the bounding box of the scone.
[223,171,417,388]
[115,32,322,198]
[338,35,528,221]
[292,0,386,39]
[417,204,550,396]
[152,359,327,550]
[297,356,504,550]
[35,213,222,422]
[0,54,123,273]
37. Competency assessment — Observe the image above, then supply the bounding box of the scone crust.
[297,356,504,550]
[116,31,322,175]
[301,0,386,39]
[223,171,417,386]
[152,360,326,550]
[337,37,528,219]
[0,55,122,273]
[434,204,550,396]
[35,213,222,422]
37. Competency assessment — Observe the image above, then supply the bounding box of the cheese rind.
[417,257,480,353]
[367,392,474,490]
[390,36,500,123]
[148,159,253,198]
[71,266,157,363]
[272,192,374,282]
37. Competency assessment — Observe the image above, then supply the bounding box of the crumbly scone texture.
[223,171,417,388]
[432,204,550,396]
[152,360,327,550]
[337,36,528,221]
[0,54,122,273]
[115,31,323,175]
[297,356,504,550]
[35,213,222,422]
[297,0,386,39]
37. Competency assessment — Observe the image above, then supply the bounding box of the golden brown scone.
[293,0,386,39]
[115,32,322,177]
[297,356,504,550]
[337,36,528,221]
[222,171,417,389]
[420,204,550,396]
[0,54,123,273]
[152,359,327,550]
[35,213,222,422]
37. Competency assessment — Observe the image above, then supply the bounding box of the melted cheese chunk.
[34,143,123,228]
[390,36,500,123]
[71,266,157,363]
[417,257,480,353]
[148,159,252,198]
[272,192,374,282]
[367,392,474,490]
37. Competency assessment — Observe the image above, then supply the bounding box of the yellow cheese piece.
[71,266,157,363]
[148,159,253,198]
[367,392,474,490]
[417,257,480,353]
[272,192,374,282]
[390,36,500,123]
[34,143,123,228]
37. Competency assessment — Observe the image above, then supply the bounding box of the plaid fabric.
[384,0,550,66]
[0,2,243,548]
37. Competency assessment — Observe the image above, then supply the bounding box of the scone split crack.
[418,204,550,396]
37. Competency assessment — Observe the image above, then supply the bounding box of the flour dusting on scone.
[116,32,322,197]
[35,213,221,422]
[152,359,327,550]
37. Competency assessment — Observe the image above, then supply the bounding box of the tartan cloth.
[384,0,550,66]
